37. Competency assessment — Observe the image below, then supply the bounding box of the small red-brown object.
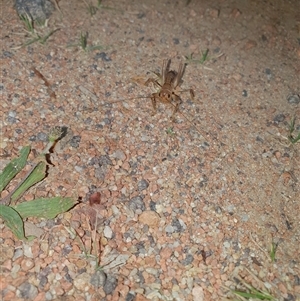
[89,192,101,206]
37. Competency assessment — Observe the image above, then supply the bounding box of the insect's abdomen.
[165,71,177,85]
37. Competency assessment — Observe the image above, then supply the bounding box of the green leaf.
[0,146,30,192]
[289,131,300,144]
[13,197,78,219]
[39,28,60,45]
[199,49,209,64]
[88,45,103,51]
[270,242,278,262]
[10,161,47,203]
[233,289,274,300]
[0,204,26,240]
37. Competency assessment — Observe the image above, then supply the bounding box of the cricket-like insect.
[145,59,195,121]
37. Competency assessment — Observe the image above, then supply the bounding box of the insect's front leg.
[145,78,161,89]
[151,93,159,116]
[179,89,195,100]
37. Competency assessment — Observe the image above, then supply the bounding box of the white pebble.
[103,225,113,239]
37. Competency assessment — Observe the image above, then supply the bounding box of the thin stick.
[32,67,56,99]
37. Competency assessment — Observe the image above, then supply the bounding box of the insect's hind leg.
[170,94,182,121]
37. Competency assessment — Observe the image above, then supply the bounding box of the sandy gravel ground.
[1,0,300,300]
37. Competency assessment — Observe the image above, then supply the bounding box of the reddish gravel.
[1,0,299,300]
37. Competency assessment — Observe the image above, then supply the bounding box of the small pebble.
[94,52,112,62]
[181,254,194,266]
[287,94,300,104]
[273,113,285,124]
[15,128,22,134]
[38,275,48,288]
[165,225,174,233]
[11,264,20,275]
[69,135,81,148]
[172,218,184,233]
[8,110,16,117]
[37,132,48,141]
[23,245,33,258]
[226,205,235,214]
[13,248,23,261]
[73,272,91,291]
[103,274,117,295]
[29,135,37,141]
[74,165,83,173]
[16,282,38,299]
[138,211,160,227]
[223,241,231,248]
[192,286,204,301]
[3,50,13,57]
[103,225,113,239]
[7,111,17,123]
[145,268,159,276]
[173,38,180,45]
[242,89,248,97]
[90,270,106,288]
[240,213,249,222]
[111,205,120,215]
[21,258,34,271]
[112,149,126,161]
[128,196,145,212]
[125,292,135,301]
[15,0,54,21]
[45,291,52,300]
[265,68,272,80]
[137,179,149,191]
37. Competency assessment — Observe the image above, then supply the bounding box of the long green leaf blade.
[0,204,26,240]
[10,161,47,203]
[0,146,30,192]
[233,290,273,300]
[14,197,78,219]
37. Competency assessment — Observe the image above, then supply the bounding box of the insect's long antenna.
[167,101,208,139]
[104,96,150,105]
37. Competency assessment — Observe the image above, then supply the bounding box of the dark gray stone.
[37,131,48,141]
[173,38,180,45]
[181,254,194,266]
[90,270,106,288]
[29,135,37,141]
[3,51,14,57]
[242,89,248,97]
[137,179,149,191]
[62,245,72,256]
[149,200,156,211]
[17,282,38,299]
[103,274,117,295]
[15,0,54,22]
[69,135,81,148]
[287,94,300,104]
[38,275,47,288]
[94,52,112,62]
[93,155,113,167]
[136,270,145,284]
[172,218,183,233]
[273,113,285,124]
[91,155,112,180]
[125,292,136,301]
[128,196,145,212]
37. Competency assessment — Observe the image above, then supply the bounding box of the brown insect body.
[145,59,194,120]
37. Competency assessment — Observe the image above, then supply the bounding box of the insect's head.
[160,91,172,100]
